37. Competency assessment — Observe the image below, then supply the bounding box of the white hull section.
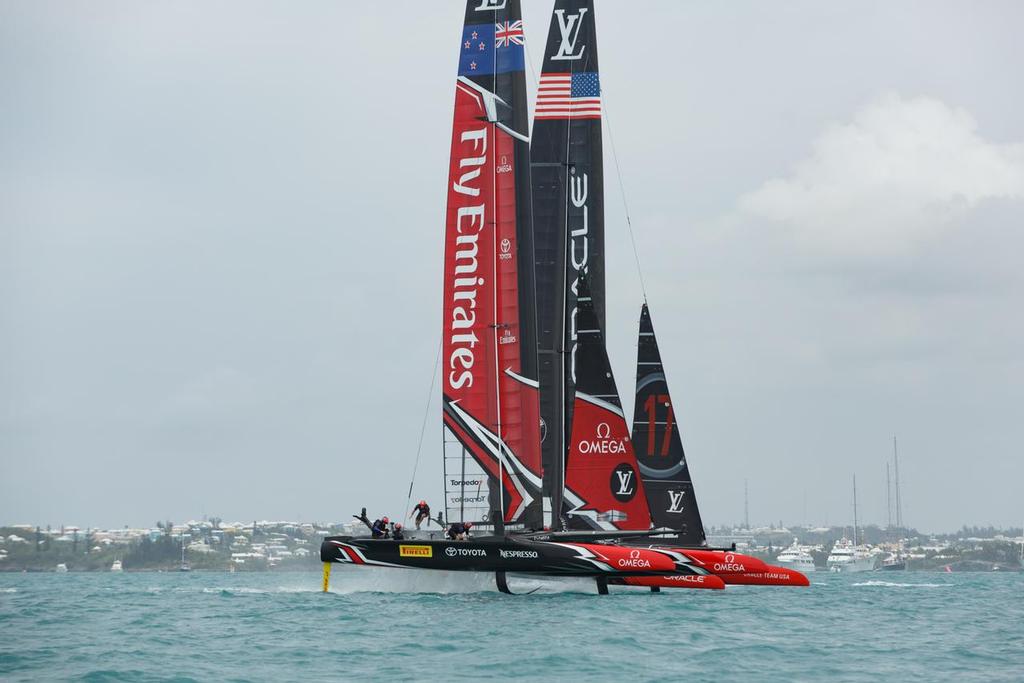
[776,556,817,572]
[325,563,597,595]
[827,555,876,573]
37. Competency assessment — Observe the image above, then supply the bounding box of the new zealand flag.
[458,23,525,77]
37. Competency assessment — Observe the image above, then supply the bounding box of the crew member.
[447,521,472,541]
[371,516,390,539]
[410,500,431,530]
[392,523,405,541]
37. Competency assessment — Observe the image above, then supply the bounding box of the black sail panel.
[630,304,707,544]
[531,0,605,529]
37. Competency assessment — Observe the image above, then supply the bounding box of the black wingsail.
[531,0,605,530]
[630,304,707,545]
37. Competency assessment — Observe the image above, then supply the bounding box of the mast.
[852,474,859,546]
[893,435,903,529]
[441,0,543,532]
[886,462,892,529]
[531,0,603,530]
[630,304,707,544]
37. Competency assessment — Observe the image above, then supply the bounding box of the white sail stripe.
[504,367,540,388]
[447,400,543,491]
[535,111,602,117]
[451,403,533,507]
[576,391,625,419]
[562,487,618,531]
[496,121,530,143]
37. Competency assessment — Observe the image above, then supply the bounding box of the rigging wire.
[402,337,443,525]
[602,93,648,304]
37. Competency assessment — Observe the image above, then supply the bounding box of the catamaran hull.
[657,548,810,587]
[321,536,705,578]
[613,574,725,590]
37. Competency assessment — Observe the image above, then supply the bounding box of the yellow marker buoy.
[322,561,331,593]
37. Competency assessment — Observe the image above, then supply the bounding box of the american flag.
[535,72,601,120]
[495,20,524,48]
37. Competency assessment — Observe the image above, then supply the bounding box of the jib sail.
[630,304,707,544]
[530,0,605,530]
[563,276,651,530]
[441,0,542,530]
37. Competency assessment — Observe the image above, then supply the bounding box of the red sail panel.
[563,396,652,530]
[442,79,541,525]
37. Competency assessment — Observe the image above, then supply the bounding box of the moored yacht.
[110,560,123,572]
[878,552,906,571]
[827,538,875,573]
[776,539,817,573]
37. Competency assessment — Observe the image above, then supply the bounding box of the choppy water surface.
[1,569,1022,681]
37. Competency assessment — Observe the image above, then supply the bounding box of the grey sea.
[1,569,1022,682]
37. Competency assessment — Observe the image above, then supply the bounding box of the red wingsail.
[441,1,542,529]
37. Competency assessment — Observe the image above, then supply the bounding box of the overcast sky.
[2,2,1021,532]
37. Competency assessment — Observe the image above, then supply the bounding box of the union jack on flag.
[495,20,524,48]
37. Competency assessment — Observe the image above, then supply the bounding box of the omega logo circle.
[596,422,611,439]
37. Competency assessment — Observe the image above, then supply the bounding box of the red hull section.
[570,543,677,573]
[670,548,809,586]
[720,566,809,587]
[619,574,725,590]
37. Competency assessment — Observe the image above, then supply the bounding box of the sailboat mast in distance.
[853,474,859,546]
[893,436,904,529]
[531,0,604,530]
[440,0,543,531]
[630,304,707,545]
[886,462,892,529]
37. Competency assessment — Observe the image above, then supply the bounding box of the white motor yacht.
[827,538,875,572]
[776,539,817,573]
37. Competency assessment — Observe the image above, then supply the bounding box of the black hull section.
[320,536,695,579]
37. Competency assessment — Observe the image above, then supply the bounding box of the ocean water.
[1,568,1022,682]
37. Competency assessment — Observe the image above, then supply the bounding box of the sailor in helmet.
[410,500,431,530]
[371,516,390,539]
[447,521,472,541]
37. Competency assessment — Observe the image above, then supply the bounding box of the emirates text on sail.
[449,127,489,390]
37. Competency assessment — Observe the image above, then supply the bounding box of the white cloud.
[738,93,1024,255]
